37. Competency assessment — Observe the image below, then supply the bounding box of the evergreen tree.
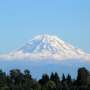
[24,69,32,80]
[39,74,49,85]
[62,73,66,82]
[10,69,23,85]
[54,72,60,85]
[66,74,72,85]
[77,67,90,85]
[50,72,54,81]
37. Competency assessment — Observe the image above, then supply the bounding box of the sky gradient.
[0,0,90,53]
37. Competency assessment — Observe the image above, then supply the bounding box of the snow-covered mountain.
[0,34,90,60]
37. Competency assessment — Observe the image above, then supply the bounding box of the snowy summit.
[0,34,90,60]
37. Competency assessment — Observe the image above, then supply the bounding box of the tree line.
[0,67,90,90]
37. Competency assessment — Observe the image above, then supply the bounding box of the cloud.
[0,50,90,61]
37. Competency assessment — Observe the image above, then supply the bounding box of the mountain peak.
[31,34,62,42]
[0,34,90,60]
[18,34,66,53]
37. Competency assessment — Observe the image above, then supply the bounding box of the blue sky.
[0,0,90,53]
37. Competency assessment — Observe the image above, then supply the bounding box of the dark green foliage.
[50,72,55,81]
[77,67,90,85]
[50,72,60,85]
[0,67,89,90]
[66,74,72,85]
[39,74,49,85]
[62,73,66,83]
